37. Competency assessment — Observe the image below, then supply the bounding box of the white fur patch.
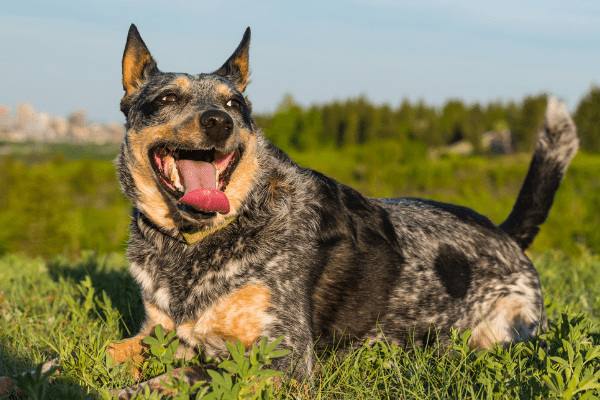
[469,276,542,349]
[154,287,171,311]
[130,262,154,293]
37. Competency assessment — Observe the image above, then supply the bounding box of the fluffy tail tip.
[540,97,579,157]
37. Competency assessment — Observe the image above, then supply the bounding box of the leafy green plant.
[140,324,183,378]
[201,336,289,400]
[540,315,600,399]
[8,362,59,400]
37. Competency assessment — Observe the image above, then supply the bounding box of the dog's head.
[117,25,260,239]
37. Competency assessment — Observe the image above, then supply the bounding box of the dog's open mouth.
[151,145,240,215]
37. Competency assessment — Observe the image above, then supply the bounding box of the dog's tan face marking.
[176,284,271,348]
[234,56,250,92]
[221,129,259,215]
[227,45,251,92]
[129,165,177,230]
[126,117,191,230]
[216,83,231,96]
[175,76,190,88]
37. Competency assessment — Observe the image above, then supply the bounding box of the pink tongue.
[178,160,230,214]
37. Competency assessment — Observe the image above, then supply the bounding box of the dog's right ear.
[213,28,251,92]
[122,24,159,95]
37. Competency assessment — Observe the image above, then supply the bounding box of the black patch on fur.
[433,244,471,299]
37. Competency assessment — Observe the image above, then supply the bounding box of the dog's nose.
[200,110,233,142]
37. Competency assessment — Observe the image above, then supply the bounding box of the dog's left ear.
[214,27,251,92]
[122,24,159,95]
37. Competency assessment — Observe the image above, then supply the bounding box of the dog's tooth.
[170,159,182,189]
[213,162,220,186]
[163,155,172,174]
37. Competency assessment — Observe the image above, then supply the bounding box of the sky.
[1,0,599,124]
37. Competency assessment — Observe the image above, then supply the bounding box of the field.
[0,141,599,399]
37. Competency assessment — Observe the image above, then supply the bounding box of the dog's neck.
[180,215,238,244]
[133,208,239,245]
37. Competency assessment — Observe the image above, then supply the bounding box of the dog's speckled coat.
[0,25,578,399]
[113,24,578,390]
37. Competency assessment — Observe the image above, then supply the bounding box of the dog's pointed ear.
[214,27,251,92]
[122,24,159,95]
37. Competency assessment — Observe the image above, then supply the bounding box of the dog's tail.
[499,97,579,250]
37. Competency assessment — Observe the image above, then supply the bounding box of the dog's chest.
[177,283,273,348]
[136,252,274,347]
[139,235,271,315]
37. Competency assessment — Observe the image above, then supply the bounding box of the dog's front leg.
[107,302,181,377]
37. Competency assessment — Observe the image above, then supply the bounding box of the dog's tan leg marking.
[211,284,271,346]
[177,284,272,349]
[107,303,176,378]
[143,303,176,332]
[469,294,541,349]
[108,336,149,367]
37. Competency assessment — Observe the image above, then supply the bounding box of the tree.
[440,99,468,144]
[574,86,600,153]
[512,94,547,152]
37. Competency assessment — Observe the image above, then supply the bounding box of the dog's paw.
[107,336,149,379]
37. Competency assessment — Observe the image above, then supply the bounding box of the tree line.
[254,86,600,155]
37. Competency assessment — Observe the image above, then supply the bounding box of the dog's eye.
[226,99,241,109]
[162,94,178,102]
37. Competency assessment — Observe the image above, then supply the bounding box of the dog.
[0,25,579,398]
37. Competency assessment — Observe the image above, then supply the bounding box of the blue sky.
[2,0,599,123]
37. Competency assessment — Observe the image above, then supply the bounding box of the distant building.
[0,102,124,143]
[481,130,513,154]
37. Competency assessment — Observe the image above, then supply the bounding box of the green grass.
[0,250,599,399]
[0,141,122,164]
[1,141,599,398]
